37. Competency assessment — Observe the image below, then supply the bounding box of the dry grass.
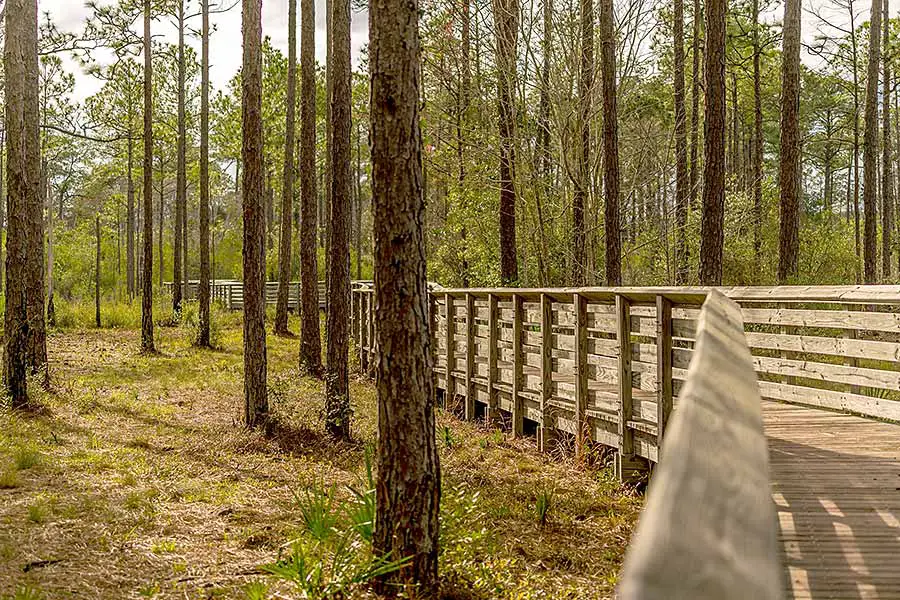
[0,313,641,599]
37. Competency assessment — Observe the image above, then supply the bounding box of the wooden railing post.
[574,293,588,461]
[539,293,554,451]
[360,293,370,372]
[367,291,375,375]
[445,293,455,408]
[487,293,499,425]
[465,293,476,420]
[512,294,524,436]
[616,294,646,482]
[227,284,234,310]
[350,290,358,346]
[656,295,673,449]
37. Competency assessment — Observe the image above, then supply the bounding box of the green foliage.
[294,481,339,542]
[535,488,554,529]
[345,448,377,543]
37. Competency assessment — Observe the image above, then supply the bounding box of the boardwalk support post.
[539,292,555,451]
[616,294,647,482]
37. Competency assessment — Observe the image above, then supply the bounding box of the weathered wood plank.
[512,294,524,436]
[575,294,588,460]
[656,295,673,448]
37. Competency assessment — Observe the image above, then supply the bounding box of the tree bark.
[3,0,38,406]
[142,0,155,353]
[492,0,519,284]
[883,0,894,280]
[699,0,726,285]
[127,128,135,298]
[242,0,268,426]
[198,0,212,347]
[674,0,689,284]
[326,0,352,441]
[370,0,441,589]
[777,0,801,283]
[573,0,592,285]
[275,0,298,335]
[864,0,882,283]
[600,0,621,285]
[299,0,323,376]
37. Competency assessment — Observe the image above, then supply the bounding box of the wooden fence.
[164,280,330,311]
[351,284,900,481]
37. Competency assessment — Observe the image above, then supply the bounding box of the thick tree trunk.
[299,0,323,376]
[492,0,519,284]
[777,0,801,283]
[275,0,298,335]
[370,0,441,590]
[198,0,212,347]
[674,0,688,284]
[600,0,621,285]
[699,0,726,285]
[326,0,352,441]
[242,0,268,426]
[324,0,333,306]
[883,0,894,280]
[573,0,592,285]
[141,0,155,353]
[3,0,38,406]
[864,0,882,283]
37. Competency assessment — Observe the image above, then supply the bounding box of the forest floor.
[0,310,641,600]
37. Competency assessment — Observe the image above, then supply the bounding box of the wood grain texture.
[618,290,782,600]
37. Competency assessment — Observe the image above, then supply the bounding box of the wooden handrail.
[617,290,782,600]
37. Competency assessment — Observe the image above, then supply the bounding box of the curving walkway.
[765,401,900,599]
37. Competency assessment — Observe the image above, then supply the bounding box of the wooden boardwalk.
[765,401,900,600]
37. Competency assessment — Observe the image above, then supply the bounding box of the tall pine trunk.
[173,0,186,315]
[573,0,592,285]
[299,0,323,376]
[883,0,894,280]
[325,0,352,441]
[242,0,268,426]
[141,0,155,353]
[752,0,763,269]
[689,0,701,210]
[370,0,441,588]
[197,0,212,347]
[600,0,621,285]
[777,0,801,283]
[275,0,297,334]
[3,0,38,405]
[493,0,519,284]
[699,0,726,284]
[863,0,882,283]
[674,0,689,283]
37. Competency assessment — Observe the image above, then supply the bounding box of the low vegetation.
[0,305,640,599]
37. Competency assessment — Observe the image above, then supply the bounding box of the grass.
[0,307,641,599]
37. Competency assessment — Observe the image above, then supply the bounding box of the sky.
[41,0,369,101]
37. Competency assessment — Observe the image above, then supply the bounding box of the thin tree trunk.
[674,0,689,284]
[689,0,701,210]
[173,0,186,315]
[324,0,333,306]
[242,0,268,425]
[864,0,882,283]
[600,0,621,285]
[370,0,441,588]
[493,0,519,284]
[198,0,212,347]
[883,0,894,280]
[573,0,592,285]
[127,129,135,297]
[142,0,155,353]
[325,0,352,441]
[778,0,801,283]
[275,0,297,335]
[299,0,323,376]
[355,120,363,280]
[699,0,726,284]
[96,214,101,328]
[752,0,763,268]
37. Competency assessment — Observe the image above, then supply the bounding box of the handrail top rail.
[393,284,900,305]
